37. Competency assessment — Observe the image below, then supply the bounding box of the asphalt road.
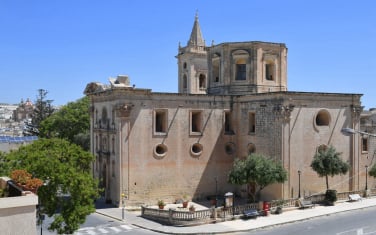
[37,213,161,235]
[241,206,376,235]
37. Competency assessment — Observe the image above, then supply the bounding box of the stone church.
[84,14,366,206]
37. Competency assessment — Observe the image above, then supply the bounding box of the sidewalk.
[96,197,376,234]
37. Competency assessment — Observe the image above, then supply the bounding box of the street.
[37,206,376,235]
[37,213,160,235]
[241,206,376,235]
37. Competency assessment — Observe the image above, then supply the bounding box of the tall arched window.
[183,74,188,89]
[199,74,206,89]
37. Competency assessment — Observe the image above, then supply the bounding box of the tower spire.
[187,11,205,47]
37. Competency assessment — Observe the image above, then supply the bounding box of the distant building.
[85,14,364,206]
[13,98,34,122]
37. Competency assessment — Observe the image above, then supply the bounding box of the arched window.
[183,74,188,89]
[265,62,275,81]
[199,74,206,89]
[212,53,220,83]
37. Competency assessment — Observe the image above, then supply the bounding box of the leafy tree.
[39,97,90,150]
[228,153,288,201]
[24,89,55,136]
[1,138,99,234]
[310,145,349,190]
[368,164,376,178]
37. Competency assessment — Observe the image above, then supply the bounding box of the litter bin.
[262,201,270,216]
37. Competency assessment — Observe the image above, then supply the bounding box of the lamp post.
[341,127,376,137]
[365,165,368,191]
[214,177,218,208]
[342,128,374,192]
[298,170,301,198]
[121,193,126,220]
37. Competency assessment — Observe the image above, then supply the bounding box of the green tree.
[228,153,288,201]
[24,89,55,136]
[2,138,99,234]
[39,96,90,150]
[310,145,349,190]
[368,164,376,178]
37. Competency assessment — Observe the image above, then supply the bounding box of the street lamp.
[298,170,301,198]
[365,165,368,191]
[121,193,126,220]
[214,177,218,208]
[342,128,373,193]
[341,127,376,137]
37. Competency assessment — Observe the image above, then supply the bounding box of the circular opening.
[225,142,236,155]
[248,143,256,155]
[191,143,203,156]
[315,110,330,126]
[154,144,168,158]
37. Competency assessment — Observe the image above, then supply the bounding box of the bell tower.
[176,13,208,94]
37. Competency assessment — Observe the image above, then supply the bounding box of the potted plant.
[189,204,195,212]
[10,169,31,186]
[182,194,189,208]
[25,178,44,193]
[158,200,165,209]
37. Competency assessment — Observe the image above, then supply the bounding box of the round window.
[190,143,203,157]
[225,142,236,155]
[248,143,256,155]
[154,144,168,159]
[315,110,330,126]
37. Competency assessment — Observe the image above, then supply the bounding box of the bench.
[243,208,259,218]
[298,199,315,209]
[349,194,362,202]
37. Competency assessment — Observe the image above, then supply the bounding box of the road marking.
[109,226,122,232]
[120,224,133,230]
[97,228,109,233]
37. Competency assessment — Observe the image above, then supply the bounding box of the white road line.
[97,228,109,233]
[109,226,122,232]
[120,224,133,230]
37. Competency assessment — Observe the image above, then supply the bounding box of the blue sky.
[1,1,375,109]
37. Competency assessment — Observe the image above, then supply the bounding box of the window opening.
[155,110,167,133]
[224,111,233,134]
[191,111,202,133]
[199,74,206,89]
[362,137,368,152]
[265,63,274,81]
[315,110,330,126]
[183,74,187,89]
[236,63,246,80]
[249,112,256,134]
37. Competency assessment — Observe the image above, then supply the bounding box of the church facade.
[84,15,365,206]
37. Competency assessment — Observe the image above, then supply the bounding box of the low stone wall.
[0,177,38,235]
[141,206,214,226]
[141,189,376,226]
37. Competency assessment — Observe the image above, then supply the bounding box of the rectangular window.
[362,137,368,152]
[224,111,234,134]
[154,109,168,134]
[190,110,202,134]
[236,64,246,80]
[265,63,274,81]
[249,112,256,134]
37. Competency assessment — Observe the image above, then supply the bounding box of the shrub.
[325,189,337,203]
[25,178,44,190]
[10,169,31,185]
